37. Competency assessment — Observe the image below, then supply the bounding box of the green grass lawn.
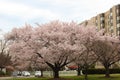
[65,74,120,80]
[7,74,120,80]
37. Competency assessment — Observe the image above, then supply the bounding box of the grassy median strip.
[6,74,120,80]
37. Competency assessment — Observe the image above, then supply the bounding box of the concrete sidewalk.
[0,76,34,80]
[0,77,12,80]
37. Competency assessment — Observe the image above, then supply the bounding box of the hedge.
[82,69,120,74]
[0,71,5,76]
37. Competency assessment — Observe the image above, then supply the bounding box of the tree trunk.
[0,67,3,71]
[41,70,43,77]
[53,68,59,78]
[77,68,81,76]
[84,67,88,80]
[77,65,81,76]
[105,65,110,78]
[44,61,60,78]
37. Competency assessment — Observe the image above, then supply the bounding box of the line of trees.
[4,21,120,80]
[0,38,12,72]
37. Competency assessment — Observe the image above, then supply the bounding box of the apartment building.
[80,4,120,69]
[81,4,120,36]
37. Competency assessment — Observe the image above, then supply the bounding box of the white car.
[35,71,41,77]
[22,71,30,76]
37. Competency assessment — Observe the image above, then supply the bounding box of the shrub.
[6,71,11,76]
[82,69,120,74]
[0,71,5,76]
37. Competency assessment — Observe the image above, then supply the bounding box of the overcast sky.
[0,0,120,32]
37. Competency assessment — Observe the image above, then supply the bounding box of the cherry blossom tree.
[74,49,84,76]
[5,21,83,78]
[74,27,100,80]
[92,36,120,78]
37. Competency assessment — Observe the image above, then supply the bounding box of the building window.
[108,21,110,25]
[101,24,103,27]
[110,23,113,26]
[108,15,109,19]
[117,20,120,24]
[116,9,119,14]
[96,23,98,26]
[116,26,120,36]
[110,19,113,23]
[116,9,120,16]
[100,13,104,17]
[110,26,113,30]
[110,16,113,19]
[117,16,120,20]
[110,8,112,12]
[110,12,113,16]
[100,17,104,21]
[96,20,97,23]
[111,29,113,33]
[117,31,119,36]
[96,27,98,31]
[95,20,98,26]
[117,23,120,28]
[101,20,104,24]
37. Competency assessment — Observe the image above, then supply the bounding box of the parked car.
[22,71,30,76]
[12,71,22,77]
[12,71,18,77]
[35,71,41,77]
